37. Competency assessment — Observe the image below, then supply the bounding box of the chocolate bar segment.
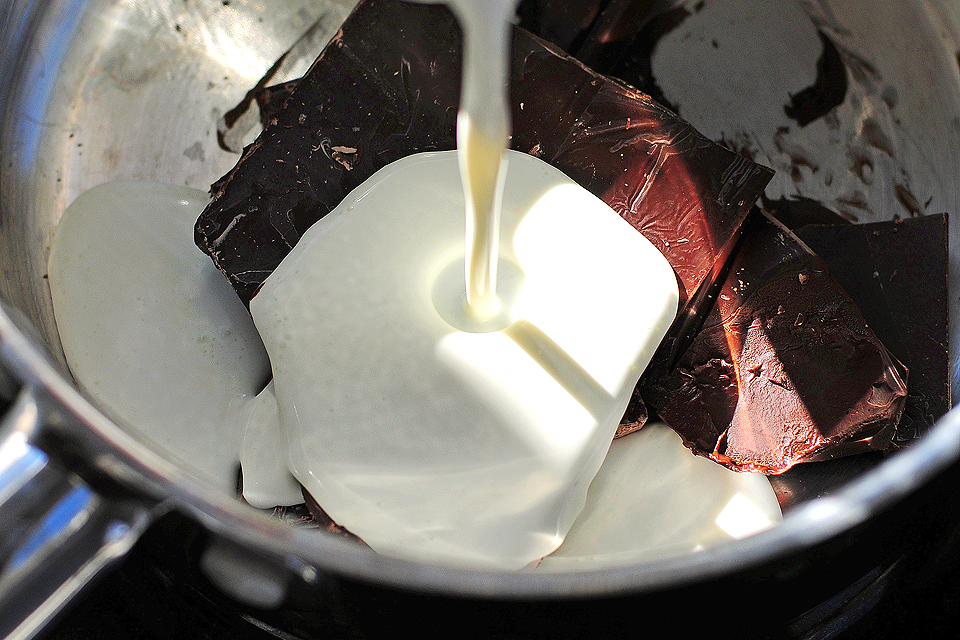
[515,0,607,54]
[795,214,950,444]
[196,1,461,302]
[642,210,908,474]
[763,195,851,229]
[572,0,657,72]
[195,0,772,308]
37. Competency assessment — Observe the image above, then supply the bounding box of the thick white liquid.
[47,181,271,493]
[251,150,680,568]
[460,121,507,321]
[423,0,517,321]
[48,176,780,570]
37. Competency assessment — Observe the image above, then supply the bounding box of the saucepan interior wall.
[1,0,959,601]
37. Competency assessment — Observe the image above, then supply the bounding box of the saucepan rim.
[1,0,958,603]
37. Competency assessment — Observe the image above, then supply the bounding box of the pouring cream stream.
[450,0,514,322]
[415,0,517,323]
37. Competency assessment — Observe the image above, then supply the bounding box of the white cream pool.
[47,167,780,570]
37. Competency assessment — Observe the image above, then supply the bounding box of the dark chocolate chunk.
[197,0,462,303]
[641,210,908,474]
[572,0,657,72]
[515,0,607,54]
[252,0,611,131]
[762,195,852,229]
[196,0,772,313]
[795,214,950,443]
[509,46,771,310]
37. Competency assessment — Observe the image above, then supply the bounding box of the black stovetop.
[43,510,960,640]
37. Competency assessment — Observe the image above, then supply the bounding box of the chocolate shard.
[196,0,772,313]
[795,214,950,444]
[762,195,852,229]
[641,209,908,474]
[570,0,657,72]
[197,0,463,303]
[515,0,607,55]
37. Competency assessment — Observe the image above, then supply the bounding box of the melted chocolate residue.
[607,4,700,114]
[895,183,923,217]
[784,30,848,127]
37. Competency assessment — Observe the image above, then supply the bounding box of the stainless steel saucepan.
[3,1,960,638]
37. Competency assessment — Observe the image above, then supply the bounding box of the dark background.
[42,501,960,640]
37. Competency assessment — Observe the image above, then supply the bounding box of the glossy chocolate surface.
[796,214,950,444]
[195,0,771,307]
[642,210,908,473]
[197,0,922,478]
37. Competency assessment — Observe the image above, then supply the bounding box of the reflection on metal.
[9,485,93,570]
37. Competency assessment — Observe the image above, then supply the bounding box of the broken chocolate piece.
[763,195,852,229]
[301,486,366,544]
[196,0,772,310]
[572,0,657,72]
[795,214,950,443]
[197,0,461,303]
[509,44,771,309]
[642,210,908,474]
[515,0,606,54]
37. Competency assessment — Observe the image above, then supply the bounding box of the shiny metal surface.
[0,0,355,361]
[0,386,151,640]
[0,3,355,636]
[0,300,156,640]
[2,0,960,638]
